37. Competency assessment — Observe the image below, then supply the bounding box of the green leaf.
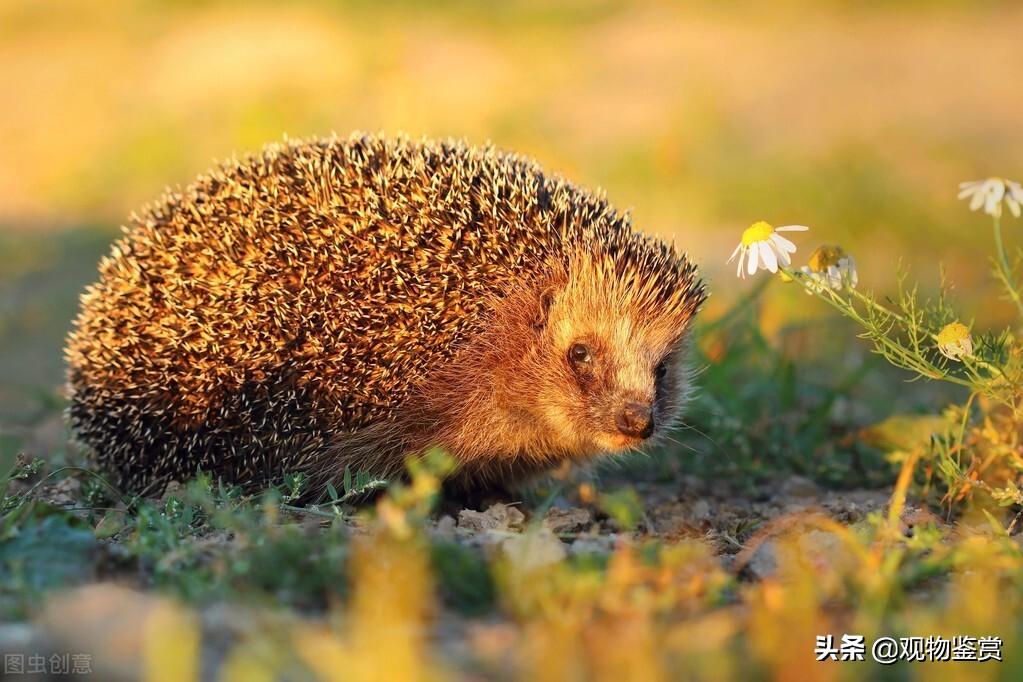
[0,510,96,594]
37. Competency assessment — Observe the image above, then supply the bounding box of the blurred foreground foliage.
[3,421,1023,679]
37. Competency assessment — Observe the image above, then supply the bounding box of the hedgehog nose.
[616,401,654,439]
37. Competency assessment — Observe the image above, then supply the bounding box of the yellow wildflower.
[936,322,973,361]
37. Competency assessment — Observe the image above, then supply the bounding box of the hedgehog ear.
[532,287,557,331]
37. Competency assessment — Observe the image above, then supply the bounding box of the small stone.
[458,503,526,533]
[745,539,779,579]
[542,507,592,534]
[690,499,712,521]
[568,535,615,556]
[432,515,457,539]
[781,476,820,498]
[900,506,943,534]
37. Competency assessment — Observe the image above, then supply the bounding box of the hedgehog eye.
[655,360,668,380]
[568,343,592,367]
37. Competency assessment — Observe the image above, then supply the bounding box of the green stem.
[846,286,913,329]
[992,213,1023,318]
[798,268,1011,384]
[840,288,999,383]
[280,503,342,520]
[780,268,977,389]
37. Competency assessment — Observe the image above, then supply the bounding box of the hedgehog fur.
[65,133,706,496]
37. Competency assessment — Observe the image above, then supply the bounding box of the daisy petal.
[747,242,760,276]
[827,265,841,287]
[775,225,809,232]
[727,242,742,263]
[770,233,797,254]
[985,193,1001,216]
[772,240,792,266]
[970,192,985,211]
[1008,182,1023,216]
[989,181,1006,202]
[760,242,778,272]
[736,250,746,278]
[1008,197,1021,218]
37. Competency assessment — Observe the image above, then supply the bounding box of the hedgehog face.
[419,248,702,477]
[523,256,699,458]
[536,302,693,456]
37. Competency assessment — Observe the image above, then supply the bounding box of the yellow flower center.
[937,322,970,346]
[741,221,775,246]
[808,245,847,272]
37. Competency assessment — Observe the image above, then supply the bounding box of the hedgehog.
[65,133,706,497]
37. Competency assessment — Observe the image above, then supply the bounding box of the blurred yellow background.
[1,0,1022,414]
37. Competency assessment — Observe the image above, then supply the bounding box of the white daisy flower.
[799,245,858,294]
[727,221,808,278]
[958,177,1023,218]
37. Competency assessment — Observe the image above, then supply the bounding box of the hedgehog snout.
[615,400,654,439]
